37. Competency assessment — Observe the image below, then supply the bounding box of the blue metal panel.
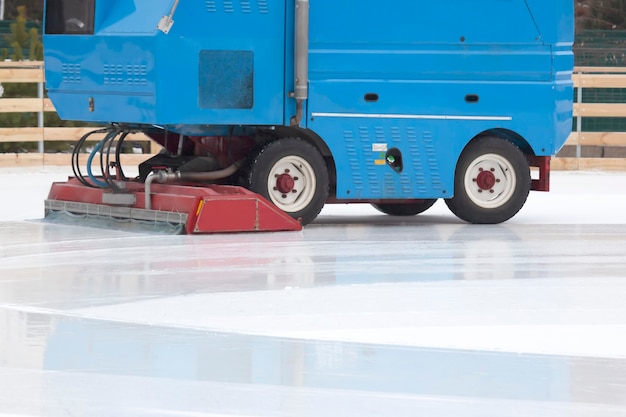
[44,0,287,126]
[44,35,158,122]
[310,116,453,199]
[308,0,541,46]
[304,0,573,200]
[154,0,286,125]
[524,0,575,46]
[97,0,173,34]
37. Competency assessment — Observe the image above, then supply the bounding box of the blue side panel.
[309,0,541,46]
[309,81,560,199]
[305,0,573,200]
[524,0,575,156]
[154,0,286,125]
[44,0,287,126]
[44,35,158,122]
[310,116,452,199]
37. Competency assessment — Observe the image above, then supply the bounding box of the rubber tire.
[247,138,329,226]
[445,137,531,224]
[372,199,438,216]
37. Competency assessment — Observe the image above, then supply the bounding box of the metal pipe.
[144,162,243,210]
[576,69,583,160]
[293,0,310,125]
[144,170,169,211]
[294,0,310,100]
[168,0,180,19]
[177,133,184,155]
[37,82,44,153]
[176,162,241,181]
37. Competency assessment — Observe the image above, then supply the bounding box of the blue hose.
[86,139,110,188]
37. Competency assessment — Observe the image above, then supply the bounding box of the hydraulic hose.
[87,131,118,188]
[101,130,131,190]
[72,127,110,187]
[175,163,241,182]
[114,131,130,181]
[102,130,119,189]
[144,161,243,210]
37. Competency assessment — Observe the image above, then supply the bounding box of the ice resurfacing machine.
[42,0,574,233]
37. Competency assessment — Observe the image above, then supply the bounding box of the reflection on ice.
[2,219,626,416]
[1,308,626,417]
[2,222,626,309]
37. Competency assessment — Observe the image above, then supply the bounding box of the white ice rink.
[2,167,626,416]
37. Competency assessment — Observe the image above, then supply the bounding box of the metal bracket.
[157,0,180,34]
[157,16,175,34]
[102,193,137,206]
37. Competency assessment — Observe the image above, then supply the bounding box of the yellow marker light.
[196,199,205,216]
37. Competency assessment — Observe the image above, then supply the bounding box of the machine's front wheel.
[445,137,530,224]
[372,199,438,216]
[247,138,328,225]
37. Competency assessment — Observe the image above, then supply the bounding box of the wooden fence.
[0,62,625,170]
[554,66,626,170]
[0,61,153,167]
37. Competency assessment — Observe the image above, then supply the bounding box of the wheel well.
[471,128,535,156]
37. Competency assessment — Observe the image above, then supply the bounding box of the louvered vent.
[205,0,269,13]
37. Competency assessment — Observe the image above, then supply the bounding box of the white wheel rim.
[266,155,317,213]
[463,153,516,209]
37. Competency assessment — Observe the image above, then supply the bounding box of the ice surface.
[2,167,626,416]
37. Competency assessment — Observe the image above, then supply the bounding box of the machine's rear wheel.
[445,137,530,224]
[372,199,438,216]
[247,138,328,225]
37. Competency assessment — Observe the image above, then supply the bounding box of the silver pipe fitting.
[294,0,310,101]
[144,170,174,210]
[293,0,310,126]
[144,161,243,210]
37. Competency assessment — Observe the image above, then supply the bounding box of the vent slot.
[205,0,269,13]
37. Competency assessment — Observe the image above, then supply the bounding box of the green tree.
[4,0,43,21]
[2,5,43,60]
[576,0,626,30]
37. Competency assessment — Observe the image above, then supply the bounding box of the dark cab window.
[45,0,95,35]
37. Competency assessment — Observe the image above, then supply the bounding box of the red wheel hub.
[476,170,496,190]
[276,174,295,193]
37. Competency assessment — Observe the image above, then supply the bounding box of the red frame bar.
[528,155,551,192]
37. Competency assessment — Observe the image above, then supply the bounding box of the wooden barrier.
[554,66,626,170]
[0,61,156,167]
[0,62,626,170]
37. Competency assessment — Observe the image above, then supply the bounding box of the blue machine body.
[43,0,574,201]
